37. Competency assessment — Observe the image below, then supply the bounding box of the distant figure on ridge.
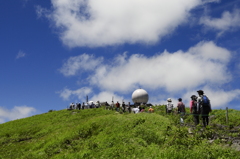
[96,101,100,108]
[110,101,114,110]
[132,106,140,114]
[122,102,126,112]
[77,102,81,110]
[127,102,131,113]
[82,102,85,109]
[116,101,120,112]
[85,102,89,109]
[105,101,110,110]
[148,106,154,113]
[70,103,75,109]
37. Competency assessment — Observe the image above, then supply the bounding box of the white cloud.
[39,0,205,47]
[59,53,103,76]
[0,106,36,123]
[90,91,125,104]
[182,87,240,109]
[36,5,50,18]
[200,9,240,36]
[58,88,125,104]
[90,41,231,92]
[203,87,240,109]
[59,41,238,108]
[59,87,92,101]
[16,51,26,59]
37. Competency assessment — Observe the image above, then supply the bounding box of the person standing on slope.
[110,101,114,111]
[116,101,120,112]
[127,102,131,113]
[197,90,212,127]
[122,102,126,112]
[165,98,174,114]
[148,106,154,113]
[190,95,199,125]
[177,98,186,123]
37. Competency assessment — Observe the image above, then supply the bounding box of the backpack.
[202,95,209,106]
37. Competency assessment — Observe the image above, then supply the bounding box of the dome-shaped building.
[132,89,149,104]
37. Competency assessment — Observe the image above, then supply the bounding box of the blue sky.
[1,0,240,123]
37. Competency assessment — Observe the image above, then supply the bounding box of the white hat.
[167,98,172,102]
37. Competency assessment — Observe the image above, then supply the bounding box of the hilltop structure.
[132,88,149,104]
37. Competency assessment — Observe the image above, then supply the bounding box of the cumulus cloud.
[0,106,36,123]
[90,91,125,104]
[16,51,26,59]
[200,9,240,36]
[38,0,205,47]
[202,87,240,109]
[59,41,237,108]
[59,87,92,101]
[59,53,103,76]
[90,41,231,92]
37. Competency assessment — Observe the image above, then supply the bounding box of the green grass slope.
[1,107,240,159]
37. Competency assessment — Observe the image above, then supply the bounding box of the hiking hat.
[167,98,172,102]
[191,95,196,99]
[178,98,182,101]
[197,90,204,94]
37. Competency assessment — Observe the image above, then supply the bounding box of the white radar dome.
[132,89,149,104]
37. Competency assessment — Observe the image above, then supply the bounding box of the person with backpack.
[197,90,212,127]
[190,95,199,125]
[165,98,174,114]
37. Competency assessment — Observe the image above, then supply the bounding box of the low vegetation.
[0,106,240,159]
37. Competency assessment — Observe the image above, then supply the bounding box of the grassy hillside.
[0,106,240,159]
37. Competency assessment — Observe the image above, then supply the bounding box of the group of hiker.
[105,101,154,113]
[68,89,212,127]
[68,101,101,110]
[165,90,212,127]
[68,100,154,114]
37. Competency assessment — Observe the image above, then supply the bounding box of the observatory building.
[132,88,149,104]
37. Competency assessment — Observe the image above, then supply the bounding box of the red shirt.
[177,102,185,113]
[116,103,120,107]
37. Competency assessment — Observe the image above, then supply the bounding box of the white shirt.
[166,102,173,110]
[132,107,139,114]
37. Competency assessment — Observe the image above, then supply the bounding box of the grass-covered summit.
[1,106,240,159]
